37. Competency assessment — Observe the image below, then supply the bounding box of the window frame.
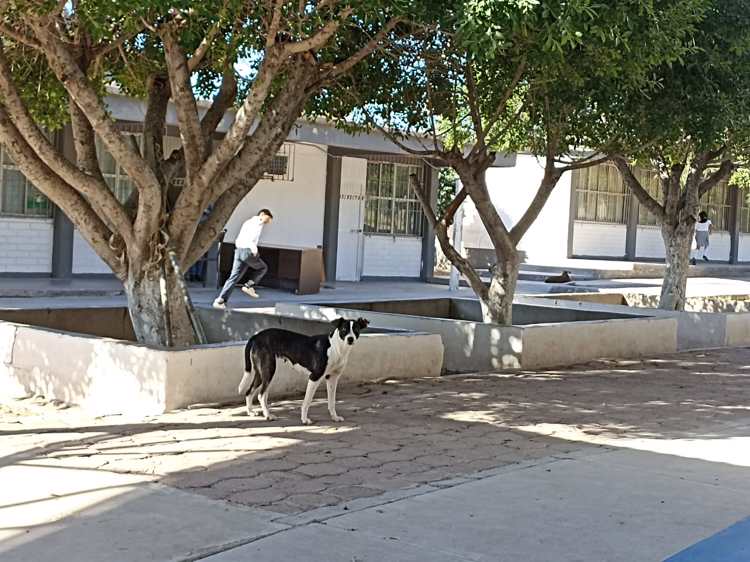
[573,163,631,225]
[0,146,53,219]
[363,161,425,238]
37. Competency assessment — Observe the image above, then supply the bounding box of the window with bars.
[702,179,731,231]
[95,134,184,204]
[95,134,141,204]
[0,146,52,218]
[364,162,424,237]
[636,168,663,226]
[740,195,750,233]
[573,163,631,224]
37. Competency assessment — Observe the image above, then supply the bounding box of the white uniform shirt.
[234,216,264,254]
[695,219,712,232]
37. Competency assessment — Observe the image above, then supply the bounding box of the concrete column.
[322,154,342,285]
[51,127,75,278]
[729,185,740,264]
[449,177,463,291]
[421,165,438,281]
[51,208,74,279]
[566,177,578,258]
[625,194,640,261]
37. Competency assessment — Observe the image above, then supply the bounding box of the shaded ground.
[3,347,750,518]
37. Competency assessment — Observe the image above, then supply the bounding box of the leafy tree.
[329,0,705,324]
[602,0,750,310]
[0,0,402,345]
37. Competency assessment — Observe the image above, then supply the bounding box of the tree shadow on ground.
[3,347,750,520]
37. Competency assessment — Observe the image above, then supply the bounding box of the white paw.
[330,414,345,422]
[264,414,277,421]
[301,417,315,425]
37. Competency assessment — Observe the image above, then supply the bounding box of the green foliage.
[317,0,708,164]
[0,0,410,127]
[437,167,458,216]
[597,0,750,163]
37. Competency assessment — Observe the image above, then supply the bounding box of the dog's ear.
[330,317,346,329]
[356,317,369,329]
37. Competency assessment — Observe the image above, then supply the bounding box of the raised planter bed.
[0,307,443,416]
[537,292,750,351]
[275,297,678,372]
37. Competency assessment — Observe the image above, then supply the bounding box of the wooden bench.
[218,242,323,295]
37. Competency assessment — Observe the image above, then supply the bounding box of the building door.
[336,157,367,281]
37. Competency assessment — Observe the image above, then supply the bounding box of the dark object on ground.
[544,271,572,284]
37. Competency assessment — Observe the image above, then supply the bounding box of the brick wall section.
[0,217,53,273]
[362,235,422,277]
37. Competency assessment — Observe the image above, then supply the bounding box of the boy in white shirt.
[214,209,273,309]
[691,211,712,265]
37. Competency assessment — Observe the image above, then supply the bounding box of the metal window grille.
[573,163,631,225]
[636,168,663,227]
[702,179,731,231]
[95,134,143,204]
[364,161,424,237]
[263,143,295,181]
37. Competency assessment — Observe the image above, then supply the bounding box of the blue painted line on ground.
[664,516,750,562]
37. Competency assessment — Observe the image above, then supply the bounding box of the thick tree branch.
[162,26,206,179]
[698,159,735,199]
[200,66,237,139]
[509,166,562,246]
[0,43,134,247]
[31,21,162,252]
[322,17,402,80]
[0,104,125,277]
[611,154,665,222]
[282,7,353,54]
[410,173,488,299]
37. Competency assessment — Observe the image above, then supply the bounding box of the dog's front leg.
[301,378,323,425]
[326,374,344,422]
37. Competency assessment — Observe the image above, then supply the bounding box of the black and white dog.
[238,317,369,425]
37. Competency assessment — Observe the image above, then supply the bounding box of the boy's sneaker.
[242,286,259,298]
[212,298,226,309]
[703,255,710,262]
[690,258,697,265]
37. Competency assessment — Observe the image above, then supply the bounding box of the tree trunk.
[124,257,205,347]
[659,223,692,311]
[480,252,519,325]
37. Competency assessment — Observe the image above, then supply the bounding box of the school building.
[0,93,747,281]
[461,153,750,266]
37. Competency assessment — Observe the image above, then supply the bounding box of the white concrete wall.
[224,143,327,249]
[72,230,113,275]
[461,154,572,264]
[707,231,731,262]
[0,217,53,273]
[635,226,664,259]
[636,226,730,262]
[0,318,443,415]
[572,222,626,257]
[361,235,422,277]
[739,234,750,262]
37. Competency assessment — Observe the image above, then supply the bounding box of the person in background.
[691,211,712,265]
[213,209,273,309]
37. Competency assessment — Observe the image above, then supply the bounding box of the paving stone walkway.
[3,347,750,516]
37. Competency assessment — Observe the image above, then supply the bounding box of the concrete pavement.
[3,348,750,561]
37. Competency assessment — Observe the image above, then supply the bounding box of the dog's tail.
[239,337,256,396]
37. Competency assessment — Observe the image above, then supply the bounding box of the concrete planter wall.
[537,293,750,351]
[0,308,443,416]
[275,301,678,372]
